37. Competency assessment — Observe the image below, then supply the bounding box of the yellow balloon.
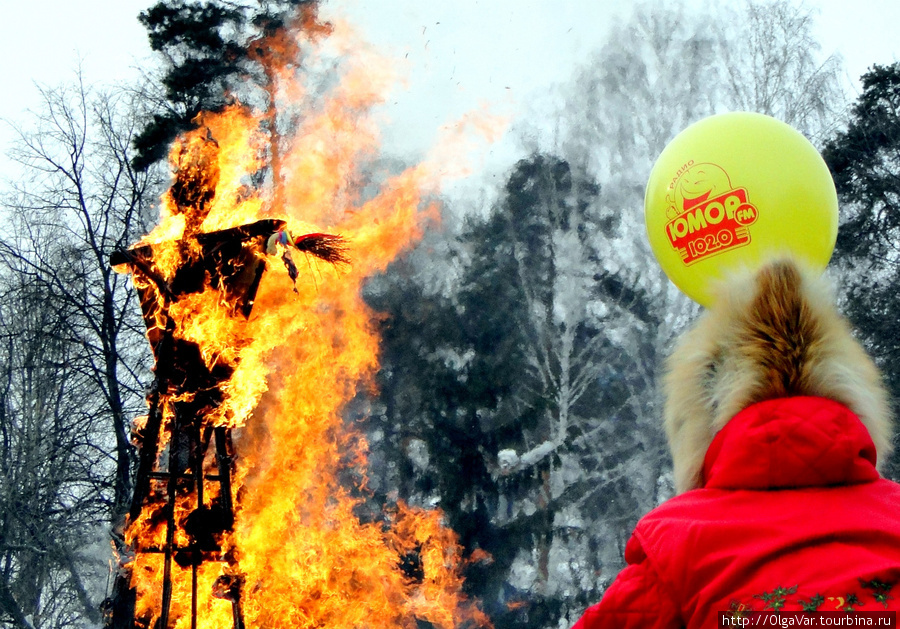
[644,112,838,307]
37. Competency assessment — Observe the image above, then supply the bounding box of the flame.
[119,11,496,629]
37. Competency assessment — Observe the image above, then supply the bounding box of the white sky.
[0,0,898,181]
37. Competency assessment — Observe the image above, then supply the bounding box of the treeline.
[0,1,897,628]
[363,3,900,626]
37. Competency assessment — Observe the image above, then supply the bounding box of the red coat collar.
[701,396,880,490]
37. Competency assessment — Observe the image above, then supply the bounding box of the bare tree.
[717,0,847,143]
[559,3,721,184]
[2,76,162,521]
[0,75,163,624]
[560,0,846,184]
[0,272,109,628]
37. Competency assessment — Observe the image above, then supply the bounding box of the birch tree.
[560,0,846,200]
[716,0,846,143]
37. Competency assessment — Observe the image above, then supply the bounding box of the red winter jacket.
[573,396,900,629]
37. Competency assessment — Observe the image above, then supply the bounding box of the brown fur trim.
[664,258,893,493]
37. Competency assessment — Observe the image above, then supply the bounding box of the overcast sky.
[1,0,898,181]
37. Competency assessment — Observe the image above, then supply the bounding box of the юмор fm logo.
[664,162,758,265]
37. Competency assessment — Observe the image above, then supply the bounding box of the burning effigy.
[105,12,491,629]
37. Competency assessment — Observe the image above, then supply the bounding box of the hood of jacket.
[701,395,879,489]
[664,259,892,493]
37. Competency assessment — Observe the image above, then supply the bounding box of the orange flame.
[120,13,497,629]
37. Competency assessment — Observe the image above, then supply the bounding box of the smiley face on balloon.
[645,112,838,307]
[665,163,733,220]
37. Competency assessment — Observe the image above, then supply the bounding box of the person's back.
[573,260,900,628]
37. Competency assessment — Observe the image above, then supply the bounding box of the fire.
[112,9,494,629]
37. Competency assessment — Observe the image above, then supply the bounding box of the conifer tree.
[823,62,900,476]
[132,0,325,170]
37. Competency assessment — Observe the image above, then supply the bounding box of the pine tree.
[132,0,326,170]
[366,154,668,627]
[823,62,900,476]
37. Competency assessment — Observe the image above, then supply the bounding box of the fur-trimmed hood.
[664,259,893,493]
